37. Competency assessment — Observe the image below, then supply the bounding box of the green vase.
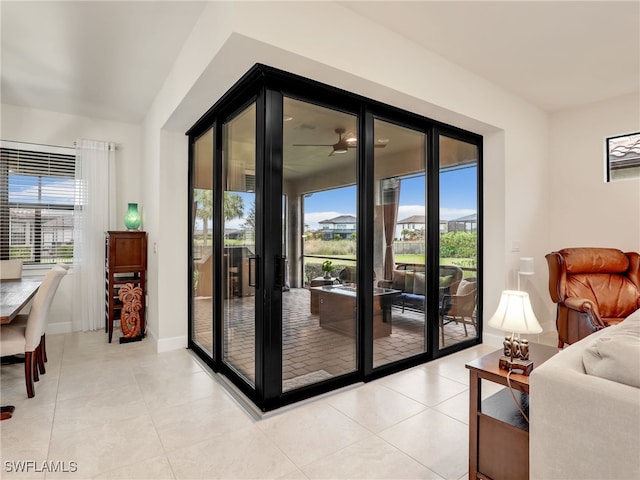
[124,203,141,230]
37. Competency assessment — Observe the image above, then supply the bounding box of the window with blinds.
[0,145,76,264]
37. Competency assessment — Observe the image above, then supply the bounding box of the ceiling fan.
[292,128,386,156]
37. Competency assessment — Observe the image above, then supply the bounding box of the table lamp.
[488,290,542,375]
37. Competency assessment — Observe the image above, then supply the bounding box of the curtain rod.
[73,140,118,151]
[0,139,74,150]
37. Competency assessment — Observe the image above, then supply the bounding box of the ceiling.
[1,1,638,124]
[340,1,640,113]
[0,1,207,123]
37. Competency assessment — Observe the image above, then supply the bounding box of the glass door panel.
[438,135,479,348]
[372,119,427,368]
[281,97,358,391]
[222,104,257,385]
[191,127,214,358]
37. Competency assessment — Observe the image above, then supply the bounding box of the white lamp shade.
[488,290,542,334]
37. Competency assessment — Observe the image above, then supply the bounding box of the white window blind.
[0,143,76,264]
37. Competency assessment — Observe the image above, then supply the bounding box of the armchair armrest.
[557,297,606,345]
[563,296,597,313]
[377,279,393,289]
[562,296,605,329]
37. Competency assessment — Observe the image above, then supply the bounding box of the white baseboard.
[155,334,187,353]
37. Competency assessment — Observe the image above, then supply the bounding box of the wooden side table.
[466,343,558,480]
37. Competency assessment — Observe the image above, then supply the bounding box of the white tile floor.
[1,331,515,479]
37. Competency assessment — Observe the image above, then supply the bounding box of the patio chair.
[439,277,477,346]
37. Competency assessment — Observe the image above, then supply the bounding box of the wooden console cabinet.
[105,231,147,343]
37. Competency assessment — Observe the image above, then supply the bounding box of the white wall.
[144,1,550,349]
[533,92,640,330]
[548,92,640,250]
[1,104,142,334]
[5,2,637,349]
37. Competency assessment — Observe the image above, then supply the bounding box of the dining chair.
[0,259,23,280]
[0,266,67,397]
[11,264,70,367]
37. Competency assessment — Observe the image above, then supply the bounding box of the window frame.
[605,131,640,182]
[0,141,76,265]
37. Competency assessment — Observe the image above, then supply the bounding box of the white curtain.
[73,139,116,331]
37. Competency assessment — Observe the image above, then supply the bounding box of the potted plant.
[321,260,335,279]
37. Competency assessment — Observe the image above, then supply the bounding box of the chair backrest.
[24,266,67,351]
[546,248,640,318]
[1,259,23,279]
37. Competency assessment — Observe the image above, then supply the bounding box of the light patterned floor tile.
[47,415,164,479]
[379,408,468,480]
[378,366,468,406]
[0,329,486,480]
[165,426,297,479]
[327,382,428,432]
[92,455,176,479]
[301,435,444,479]
[257,401,371,466]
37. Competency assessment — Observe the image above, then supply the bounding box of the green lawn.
[304,254,475,271]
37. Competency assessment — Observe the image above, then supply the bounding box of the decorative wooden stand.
[105,231,147,343]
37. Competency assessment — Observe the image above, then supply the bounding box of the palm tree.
[224,192,244,222]
[194,190,244,246]
[194,189,213,246]
[241,202,255,243]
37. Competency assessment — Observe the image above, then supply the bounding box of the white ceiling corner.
[1,1,638,125]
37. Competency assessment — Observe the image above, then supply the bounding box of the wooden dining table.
[1,278,41,421]
[1,278,41,324]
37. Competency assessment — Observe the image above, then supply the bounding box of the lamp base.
[498,356,534,376]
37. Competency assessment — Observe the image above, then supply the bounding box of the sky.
[303,166,477,230]
[221,165,477,230]
[9,175,75,205]
[13,166,476,232]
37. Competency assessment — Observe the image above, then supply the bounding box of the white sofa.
[530,310,640,480]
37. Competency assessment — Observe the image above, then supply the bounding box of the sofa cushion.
[582,309,640,388]
[456,279,476,296]
[404,271,415,293]
[392,270,406,291]
[401,293,424,308]
[413,272,426,295]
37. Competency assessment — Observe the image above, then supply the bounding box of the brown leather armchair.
[546,247,640,348]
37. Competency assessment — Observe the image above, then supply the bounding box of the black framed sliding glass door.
[187,64,482,411]
[435,130,480,351]
[372,118,429,368]
[221,102,257,386]
[280,97,359,392]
